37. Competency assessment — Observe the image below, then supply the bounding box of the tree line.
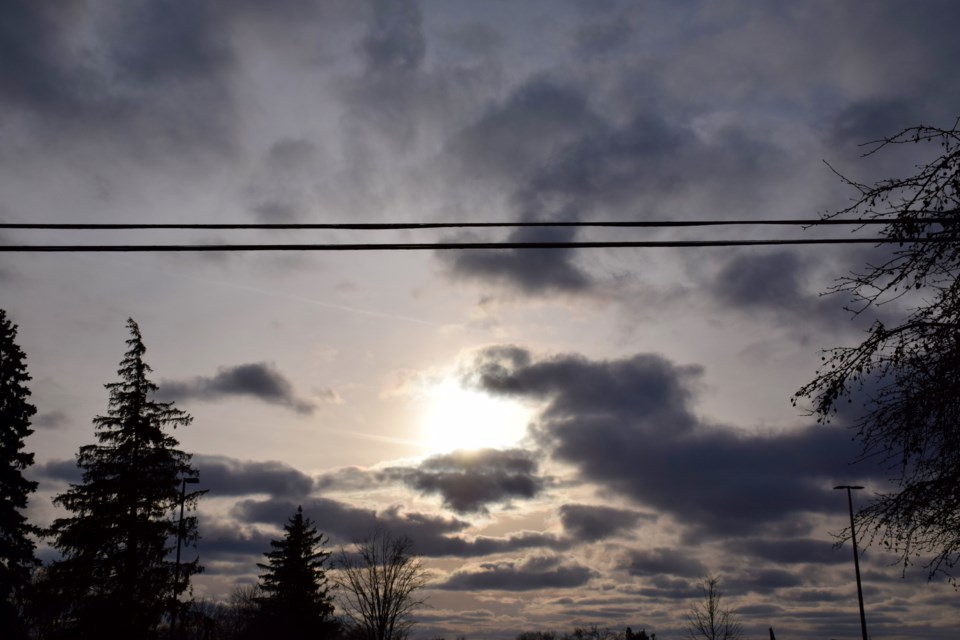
[0,314,426,640]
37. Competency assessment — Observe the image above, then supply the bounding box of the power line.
[0,218,954,231]
[0,237,951,252]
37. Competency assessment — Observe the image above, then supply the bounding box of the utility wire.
[0,237,952,252]
[0,218,954,231]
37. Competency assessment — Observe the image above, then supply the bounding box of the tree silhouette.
[794,118,960,583]
[0,310,38,639]
[335,527,428,640]
[44,319,202,638]
[255,505,337,639]
[685,575,742,640]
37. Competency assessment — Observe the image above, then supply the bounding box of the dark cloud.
[384,448,546,514]
[575,18,636,58]
[709,250,855,330]
[624,547,706,579]
[442,100,786,295]
[107,1,233,86]
[233,496,568,558]
[725,537,847,566]
[33,410,68,430]
[559,504,652,542]
[0,0,243,163]
[34,458,82,486]
[194,454,314,498]
[158,362,316,414]
[445,77,602,183]
[245,138,320,222]
[196,520,275,564]
[362,0,425,75]
[437,555,595,591]
[469,346,884,537]
[714,251,810,310]
[437,21,503,56]
[727,568,803,593]
[441,226,593,294]
[830,99,917,148]
[0,0,86,112]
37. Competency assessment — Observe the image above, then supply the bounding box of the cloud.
[468,346,886,537]
[708,250,856,330]
[438,555,595,591]
[441,226,594,295]
[33,410,68,430]
[34,457,82,486]
[0,0,238,157]
[444,77,601,184]
[624,547,706,579]
[559,504,653,542]
[439,91,787,295]
[244,138,321,222]
[194,454,314,498]
[232,496,568,558]
[724,537,847,566]
[362,0,425,76]
[196,520,275,564]
[158,362,317,414]
[384,448,547,514]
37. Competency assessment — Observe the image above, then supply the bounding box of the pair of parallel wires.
[0,218,954,252]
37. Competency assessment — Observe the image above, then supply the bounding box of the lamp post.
[170,476,199,639]
[834,485,868,640]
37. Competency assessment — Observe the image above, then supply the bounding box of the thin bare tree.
[334,528,428,640]
[686,576,743,640]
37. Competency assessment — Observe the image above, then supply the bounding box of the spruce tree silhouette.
[0,310,38,639]
[255,505,337,640]
[44,319,202,638]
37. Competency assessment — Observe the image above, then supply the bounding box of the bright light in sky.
[417,378,533,455]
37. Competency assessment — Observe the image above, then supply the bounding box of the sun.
[417,378,533,455]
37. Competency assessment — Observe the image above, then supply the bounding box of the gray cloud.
[158,362,316,414]
[469,346,885,537]
[34,410,68,430]
[196,520,275,564]
[34,457,82,487]
[0,0,238,158]
[0,1,86,113]
[445,77,602,184]
[437,555,595,591]
[441,93,786,295]
[384,448,546,514]
[233,496,568,558]
[624,547,706,579]
[724,537,847,566]
[441,226,593,294]
[194,454,314,498]
[245,138,321,222]
[708,250,857,331]
[559,504,652,542]
[362,0,425,76]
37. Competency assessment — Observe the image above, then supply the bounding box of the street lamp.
[834,485,868,640]
[170,476,200,639]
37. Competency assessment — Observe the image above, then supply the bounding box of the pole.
[835,485,868,640]
[170,477,199,639]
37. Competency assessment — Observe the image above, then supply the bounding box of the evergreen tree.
[45,319,202,638]
[256,505,336,640]
[0,310,38,638]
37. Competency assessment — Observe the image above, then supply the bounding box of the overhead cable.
[0,237,952,252]
[0,217,954,231]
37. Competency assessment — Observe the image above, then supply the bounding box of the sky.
[3,1,960,638]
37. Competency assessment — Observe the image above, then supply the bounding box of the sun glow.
[418,378,533,455]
